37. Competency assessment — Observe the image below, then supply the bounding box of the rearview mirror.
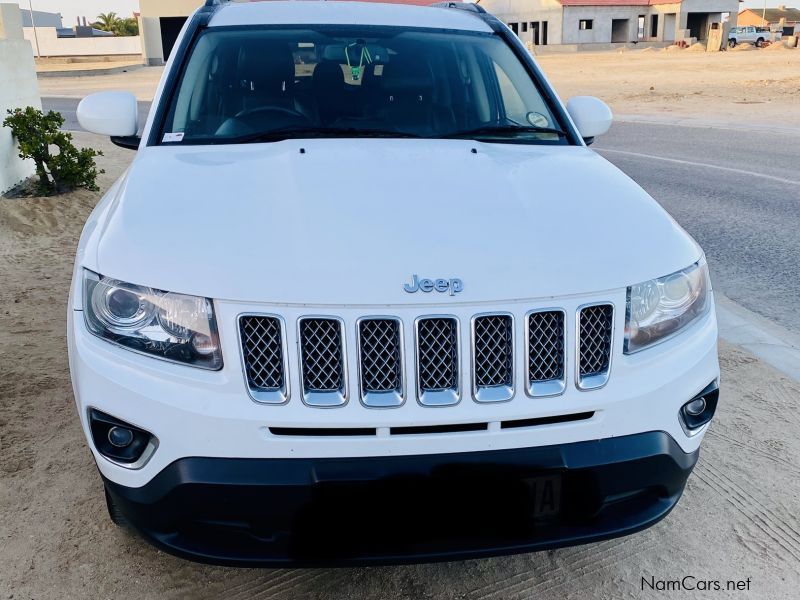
[566,96,613,145]
[77,91,140,150]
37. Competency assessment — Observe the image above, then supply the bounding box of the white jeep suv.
[69,0,719,566]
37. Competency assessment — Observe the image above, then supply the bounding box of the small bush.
[3,107,104,196]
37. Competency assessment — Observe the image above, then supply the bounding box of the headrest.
[380,56,434,95]
[313,61,345,90]
[238,41,295,93]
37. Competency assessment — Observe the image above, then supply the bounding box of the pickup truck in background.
[729,26,781,47]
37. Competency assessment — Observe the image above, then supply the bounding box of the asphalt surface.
[43,97,800,335]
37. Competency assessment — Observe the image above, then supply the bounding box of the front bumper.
[105,431,698,566]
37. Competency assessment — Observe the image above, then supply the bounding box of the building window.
[509,22,519,35]
[522,22,528,33]
[579,19,593,31]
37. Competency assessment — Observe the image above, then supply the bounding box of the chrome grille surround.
[576,303,615,391]
[357,317,405,408]
[414,316,460,406]
[525,309,566,398]
[297,316,348,407]
[238,314,290,404]
[471,313,514,403]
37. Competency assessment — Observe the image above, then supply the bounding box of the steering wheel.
[216,105,311,138]
[234,106,309,128]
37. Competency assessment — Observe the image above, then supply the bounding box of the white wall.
[0,4,41,194]
[23,26,142,56]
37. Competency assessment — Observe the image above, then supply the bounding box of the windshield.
[159,25,568,145]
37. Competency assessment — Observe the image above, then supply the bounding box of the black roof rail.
[430,2,487,14]
[204,0,231,8]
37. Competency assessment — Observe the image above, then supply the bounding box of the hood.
[88,139,700,305]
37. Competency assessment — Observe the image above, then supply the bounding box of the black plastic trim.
[110,135,141,150]
[269,427,376,437]
[391,422,488,435]
[502,411,594,430]
[102,431,698,566]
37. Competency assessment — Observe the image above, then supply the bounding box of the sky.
[18,0,778,28]
[20,0,140,26]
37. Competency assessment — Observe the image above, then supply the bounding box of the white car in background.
[729,25,780,47]
[69,0,719,566]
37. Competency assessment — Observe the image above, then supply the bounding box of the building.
[738,5,800,35]
[139,0,458,66]
[480,0,740,47]
[20,8,62,28]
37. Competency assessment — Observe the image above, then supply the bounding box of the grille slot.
[299,317,347,406]
[239,316,288,404]
[472,315,514,402]
[358,318,404,407]
[527,310,566,397]
[416,317,460,406]
[578,304,614,390]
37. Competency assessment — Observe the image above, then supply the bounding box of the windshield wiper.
[439,124,568,141]
[223,126,422,144]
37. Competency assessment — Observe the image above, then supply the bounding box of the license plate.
[524,475,562,517]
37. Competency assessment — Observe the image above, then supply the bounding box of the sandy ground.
[537,46,800,131]
[4,48,800,598]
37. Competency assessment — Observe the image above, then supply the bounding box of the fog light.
[684,397,707,416]
[89,409,157,468]
[680,382,719,435]
[107,426,134,448]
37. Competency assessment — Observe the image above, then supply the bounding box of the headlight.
[83,270,222,370]
[624,261,711,354]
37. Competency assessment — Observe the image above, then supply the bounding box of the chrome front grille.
[298,317,347,406]
[577,304,614,390]
[415,317,460,406]
[239,303,615,407]
[527,310,566,397]
[239,315,288,404]
[472,315,514,402]
[358,318,404,407]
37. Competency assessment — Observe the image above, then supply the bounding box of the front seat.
[379,56,437,135]
[313,61,350,125]
[216,41,309,136]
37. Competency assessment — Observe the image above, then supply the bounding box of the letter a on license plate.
[524,476,562,517]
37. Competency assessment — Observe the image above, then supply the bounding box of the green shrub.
[3,107,104,196]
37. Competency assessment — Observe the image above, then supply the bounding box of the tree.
[114,17,139,37]
[93,12,120,33]
[3,107,104,196]
[92,12,138,36]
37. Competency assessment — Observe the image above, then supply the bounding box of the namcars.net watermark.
[642,576,752,592]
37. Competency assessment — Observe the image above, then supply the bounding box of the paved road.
[44,97,800,335]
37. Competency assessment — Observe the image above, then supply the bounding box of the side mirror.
[566,96,613,145]
[77,91,140,150]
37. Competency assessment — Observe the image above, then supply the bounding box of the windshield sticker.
[162,132,185,143]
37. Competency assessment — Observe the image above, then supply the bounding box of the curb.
[37,64,144,78]
[716,293,800,382]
